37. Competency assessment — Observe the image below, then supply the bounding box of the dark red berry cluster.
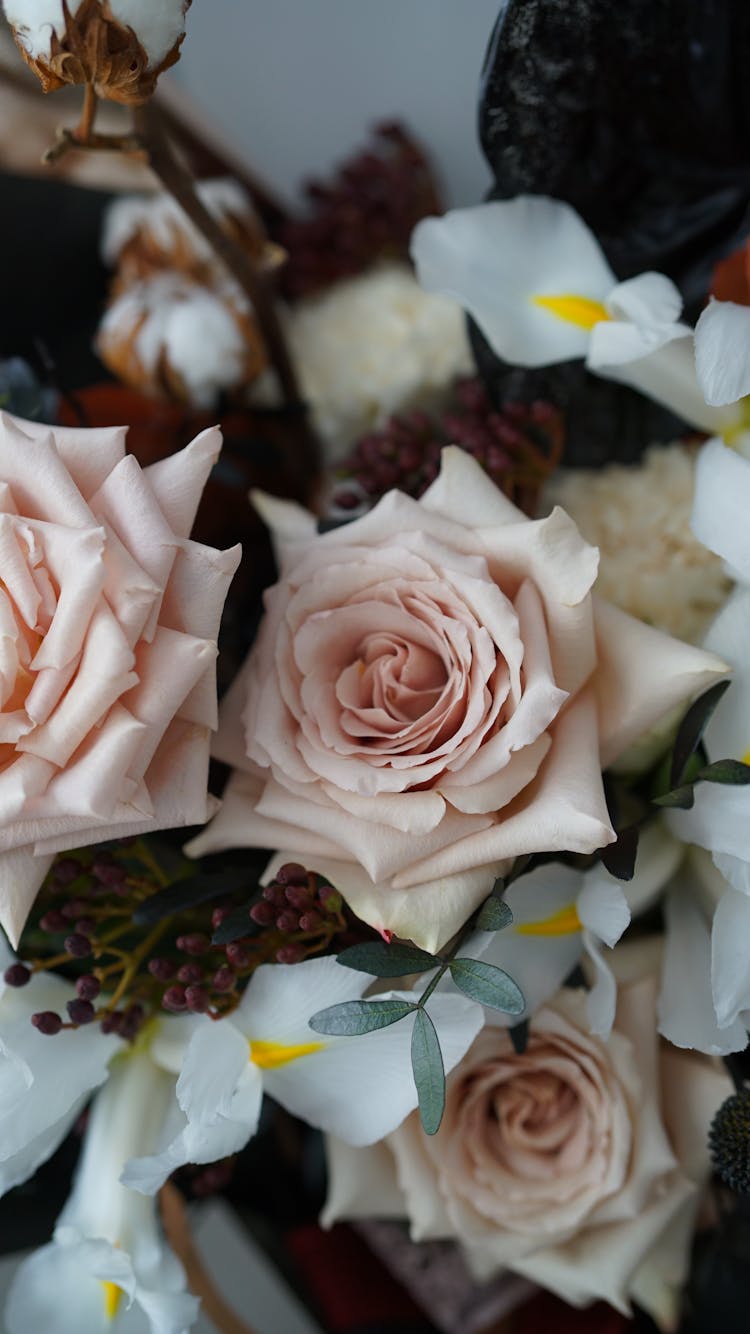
[279,123,443,300]
[329,378,564,518]
[4,847,353,1036]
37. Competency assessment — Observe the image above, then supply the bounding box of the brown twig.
[132,101,304,412]
[42,124,144,163]
[159,1183,260,1334]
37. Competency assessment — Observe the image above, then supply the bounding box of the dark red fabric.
[287,1223,432,1331]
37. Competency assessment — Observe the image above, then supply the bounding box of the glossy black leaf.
[670,680,732,789]
[134,868,254,925]
[600,826,639,882]
[211,902,262,946]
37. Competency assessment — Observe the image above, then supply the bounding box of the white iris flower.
[0,934,122,1195]
[5,1049,198,1334]
[411,195,736,436]
[123,954,484,1196]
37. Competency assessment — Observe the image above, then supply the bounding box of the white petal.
[411,197,615,367]
[621,820,684,917]
[711,886,750,1028]
[607,271,684,326]
[695,299,750,406]
[464,861,584,1023]
[123,1065,263,1196]
[598,336,730,434]
[264,990,483,1145]
[577,873,630,947]
[6,1238,134,1334]
[659,889,747,1054]
[321,1137,405,1228]
[691,438,750,579]
[582,930,618,1037]
[714,851,750,895]
[176,1018,250,1124]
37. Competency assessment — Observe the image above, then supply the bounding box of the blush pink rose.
[190,447,723,950]
[0,412,240,945]
[324,972,730,1319]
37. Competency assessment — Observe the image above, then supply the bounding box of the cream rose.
[189,447,723,951]
[324,974,729,1322]
[0,412,240,946]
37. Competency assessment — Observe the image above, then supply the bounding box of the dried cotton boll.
[543,444,732,643]
[96,273,267,408]
[102,179,277,288]
[284,262,473,463]
[2,0,191,103]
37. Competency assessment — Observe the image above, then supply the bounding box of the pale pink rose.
[324,971,730,1322]
[0,412,240,946]
[189,447,723,951]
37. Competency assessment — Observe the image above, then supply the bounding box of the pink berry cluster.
[3,847,352,1037]
[329,378,564,520]
[280,122,443,300]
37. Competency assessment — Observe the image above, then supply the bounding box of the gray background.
[175,0,501,207]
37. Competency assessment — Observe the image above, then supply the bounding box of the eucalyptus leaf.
[670,679,731,789]
[476,896,514,932]
[411,1008,445,1135]
[336,941,440,977]
[449,958,524,1015]
[135,868,253,925]
[653,784,695,810]
[696,759,750,785]
[309,998,416,1037]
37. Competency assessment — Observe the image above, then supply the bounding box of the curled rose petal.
[189,446,726,951]
[0,415,240,944]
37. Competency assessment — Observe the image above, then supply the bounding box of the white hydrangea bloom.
[285,262,473,461]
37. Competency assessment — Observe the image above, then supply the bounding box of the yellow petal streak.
[532,294,610,330]
[742,749,750,767]
[101,1280,123,1321]
[516,903,582,937]
[249,1038,324,1069]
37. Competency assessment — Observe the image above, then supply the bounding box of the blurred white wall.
[176,0,501,208]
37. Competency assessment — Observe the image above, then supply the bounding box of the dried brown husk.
[97,280,269,405]
[113,211,283,291]
[11,0,191,104]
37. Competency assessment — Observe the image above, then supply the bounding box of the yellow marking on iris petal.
[742,749,750,767]
[720,395,750,446]
[532,294,610,330]
[101,1280,123,1321]
[249,1038,324,1069]
[515,903,582,937]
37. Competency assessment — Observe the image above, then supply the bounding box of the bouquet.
[1,4,750,1332]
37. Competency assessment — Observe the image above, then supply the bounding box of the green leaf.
[449,958,525,1015]
[336,941,440,977]
[670,679,731,789]
[476,895,513,932]
[653,784,695,810]
[696,759,750,786]
[309,998,416,1036]
[411,1008,445,1135]
[134,868,253,924]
